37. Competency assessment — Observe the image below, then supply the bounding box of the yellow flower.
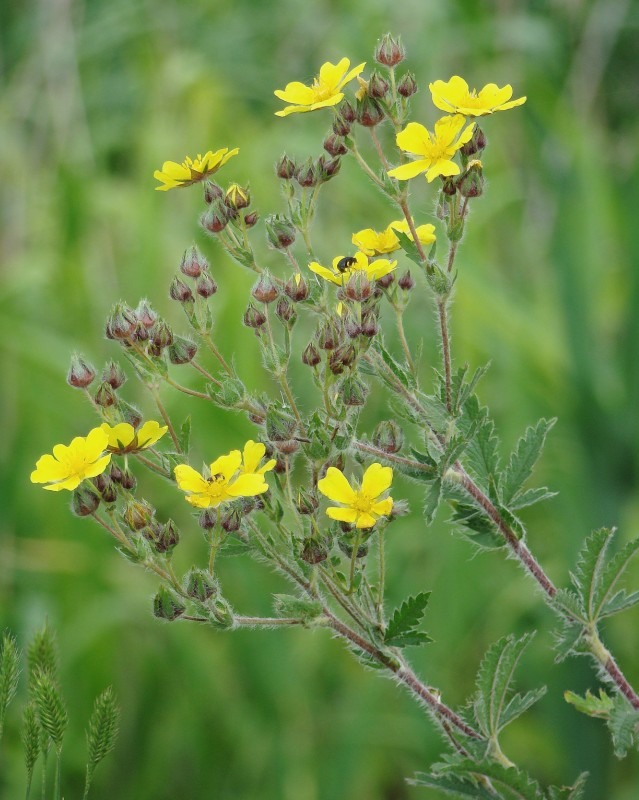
[99,421,168,454]
[352,220,436,256]
[388,116,475,184]
[31,429,111,492]
[174,445,271,509]
[318,463,393,529]
[240,440,277,476]
[274,58,366,117]
[309,251,397,286]
[153,148,239,191]
[429,76,526,116]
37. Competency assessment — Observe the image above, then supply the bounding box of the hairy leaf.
[450,502,504,551]
[551,589,587,625]
[608,694,639,757]
[570,528,614,621]
[501,419,555,505]
[462,403,501,493]
[474,633,539,738]
[599,588,639,619]
[384,593,431,648]
[508,487,557,511]
[394,228,424,267]
[273,594,323,622]
[553,622,586,663]
[179,416,191,454]
[593,535,639,620]
[500,687,547,730]
[564,689,613,719]
[545,773,588,800]
[413,758,544,800]
[423,479,443,525]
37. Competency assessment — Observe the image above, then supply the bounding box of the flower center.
[352,492,373,513]
[312,79,335,102]
[207,474,227,498]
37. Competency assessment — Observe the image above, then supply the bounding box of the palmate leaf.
[501,419,555,505]
[384,592,432,648]
[473,633,542,738]
[411,758,544,800]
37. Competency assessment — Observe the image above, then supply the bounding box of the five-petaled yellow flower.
[318,463,393,529]
[154,148,239,191]
[429,76,526,116]
[309,251,397,286]
[352,220,436,257]
[31,428,111,492]
[100,421,168,454]
[174,442,274,509]
[388,115,475,183]
[274,58,366,117]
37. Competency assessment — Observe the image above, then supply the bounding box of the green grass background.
[1,0,639,797]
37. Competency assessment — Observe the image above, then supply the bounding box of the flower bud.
[376,273,395,289]
[317,320,339,350]
[102,481,118,504]
[460,126,487,158]
[196,272,218,298]
[266,406,297,442]
[101,360,126,389]
[361,309,379,338]
[317,156,341,182]
[109,463,123,484]
[442,177,457,197]
[71,486,100,517]
[375,33,405,67]
[276,154,297,180]
[344,314,361,339]
[153,586,185,621]
[458,160,484,199]
[373,419,404,454]
[221,507,242,533]
[301,537,328,564]
[338,375,368,406]
[275,438,299,455]
[275,297,296,326]
[136,299,157,329]
[368,70,390,99]
[131,321,149,342]
[120,468,137,490]
[224,183,250,210]
[119,400,143,429]
[244,211,259,228]
[323,133,348,157]
[200,202,229,234]
[398,270,415,291]
[169,276,194,304]
[302,342,321,367]
[284,274,309,302]
[67,354,96,389]
[338,99,356,123]
[180,246,208,278]
[296,489,319,515]
[243,303,267,329]
[295,158,318,188]
[151,320,174,349]
[154,519,180,554]
[339,539,368,558]
[123,499,154,531]
[106,303,137,340]
[94,380,117,408]
[198,508,217,531]
[332,115,351,137]
[273,457,287,474]
[92,472,110,493]
[265,214,296,249]
[168,336,197,365]
[344,271,372,301]
[337,343,357,367]
[356,96,384,127]
[251,273,279,304]
[203,180,224,204]
[397,72,418,98]
[185,568,219,601]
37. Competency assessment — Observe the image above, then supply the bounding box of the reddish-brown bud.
[151,320,174,349]
[356,96,384,127]
[373,419,404,454]
[275,297,296,326]
[101,360,126,389]
[296,490,319,515]
[136,299,157,329]
[317,156,341,182]
[284,274,309,302]
[131,321,149,342]
[251,273,279,304]
[168,336,197,365]
[302,342,321,367]
[94,381,117,408]
[198,508,217,531]
[332,115,351,137]
[203,181,224,204]
[323,133,348,157]
[72,486,100,517]
[368,70,390,99]
[344,271,372,301]
[124,499,154,531]
[338,375,368,406]
[169,277,194,304]
[243,303,266,329]
[67,354,96,389]
[376,272,395,289]
[196,272,218,298]
[276,154,297,180]
[106,303,137,340]
[398,270,415,291]
[180,246,208,278]
[295,158,318,188]
[374,33,405,67]
[265,214,296,249]
[317,320,339,350]
[361,310,379,337]
[200,203,229,234]
[460,127,487,158]
[338,99,356,123]
[397,72,418,98]
[224,183,250,210]
[244,211,259,228]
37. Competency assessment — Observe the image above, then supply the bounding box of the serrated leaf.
[423,479,443,524]
[474,633,538,738]
[499,687,547,730]
[553,622,585,663]
[451,364,490,417]
[564,689,613,719]
[551,589,586,624]
[413,759,544,800]
[509,487,557,511]
[273,594,323,622]
[608,694,639,757]
[501,419,555,505]
[599,588,639,619]
[376,340,416,390]
[415,391,451,434]
[384,592,431,648]
[593,535,639,621]
[449,502,504,551]
[409,772,495,798]
[460,403,501,492]
[178,416,191,454]
[571,528,614,621]
[545,773,588,800]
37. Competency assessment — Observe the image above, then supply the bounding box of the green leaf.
[394,228,424,267]
[570,528,614,621]
[473,633,539,738]
[460,402,501,492]
[178,416,191,454]
[376,339,416,390]
[545,773,588,800]
[607,694,639,757]
[450,363,491,416]
[415,390,451,434]
[599,588,639,619]
[553,622,586,663]
[509,487,557,511]
[564,689,613,719]
[593,534,639,620]
[449,502,504,551]
[384,592,432,648]
[273,594,323,623]
[551,589,587,625]
[499,687,547,730]
[423,479,443,525]
[409,772,495,798]
[412,759,544,800]
[501,419,556,505]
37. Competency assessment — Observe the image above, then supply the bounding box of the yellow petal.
[309,94,344,111]
[355,512,377,529]
[339,61,366,89]
[185,493,217,509]
[209,450,242,481]
[174,464,209,494]
[326,506,358,523]
[83,454,112,479]
[426,160,460,183]
[226,473,269,497]
[351,229,378,257]
[84,427,110,461]
[396,122,430,155]
[136,420,168,448]
[433,114,466,147]
[101,422,135,449]
[498,96,526,111]
[242,440,266,473]
[318,467,356,504]
[387,159,430,181]
[361,463,393,498]
[371,497,394,516]
[274,82,317,105]
[319,58,350,88]
[309,262,341,285]
[30,454,68,483]
[367,259,397,281]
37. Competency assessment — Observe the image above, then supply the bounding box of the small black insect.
[336,256,357,273]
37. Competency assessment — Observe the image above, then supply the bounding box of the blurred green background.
[1,0,639,797]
